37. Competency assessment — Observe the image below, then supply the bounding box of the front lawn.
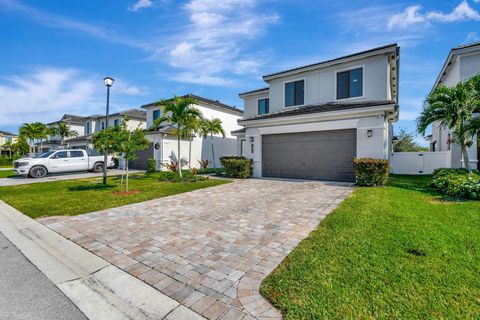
[261,175,480,319]
[0,174,230,219]
[0,170,15,178]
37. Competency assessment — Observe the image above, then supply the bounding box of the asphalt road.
[0,232,87,320]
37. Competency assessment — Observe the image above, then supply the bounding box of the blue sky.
[1,0,480,144]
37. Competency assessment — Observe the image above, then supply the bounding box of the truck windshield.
[35,151,55,158]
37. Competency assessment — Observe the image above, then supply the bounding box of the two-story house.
[43,114,87,152]
[427,42,479,170]
[233,44,400,181]
[139,94,243,170]
[65,109,147,149]
[0,130,18,156]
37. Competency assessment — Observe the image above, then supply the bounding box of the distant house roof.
[141,94,244,115]
[262,43,399,81]
[433,41,480,90]
[0,130,17,136]
[239,100,396,122]
[238,87,269,97]
[48,114,87,125]
[64,133,93,143]
[230,128,246,135]
[86,109,147,121]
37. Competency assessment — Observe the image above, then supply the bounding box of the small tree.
[200,118,225,169]
[393,129,429,152]
[12,136,29,157]
[179,114,202,170]
[91,124,123,177]
[50,122,79,146]
[2,141,12,158]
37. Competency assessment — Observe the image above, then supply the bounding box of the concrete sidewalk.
[0,169,142,187]
[0,200,205,320]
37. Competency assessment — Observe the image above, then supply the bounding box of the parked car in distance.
[13,149,114,178]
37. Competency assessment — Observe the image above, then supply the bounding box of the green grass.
[0,174,230,219]
[261,175,480,319]
[0,170,15,178]
[0,165,12,168]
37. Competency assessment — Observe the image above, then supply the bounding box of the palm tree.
[417,75,480,172]
[34,122,48,153]
[50,122,79,146]
[151,96,202,178]
[179,115,202,170]
[2,141,12,158]
[19,123,39,154]
[200,118,225,170]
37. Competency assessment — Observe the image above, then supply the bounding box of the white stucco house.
[65,109,147,150]
[0,130,18,156]
[233,44,400,181]
[39,114,87,152]
[426,42,479,170]
[137,94,244,170]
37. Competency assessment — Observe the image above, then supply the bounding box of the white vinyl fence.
[390,151,451,174]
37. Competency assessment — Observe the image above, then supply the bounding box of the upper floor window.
[114,119,120,127]
[258,99,269,115]
[337,67,363,100]
[101,121,105,130]
[285,80,304,107]
[85,122,91,134]
[153,109,161,121]
[5,137,12,143]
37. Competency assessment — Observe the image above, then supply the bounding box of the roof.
[146,126,178,135]
[263,43,398,81]
[141,94,244,115]
[64,133,93,143]
[47,114,87,125]
[0,130,17,136]
[86,109,146,120]
[240,100,396,122]
[238,87,269,97]
[231,128,246,135]
[433,41,480,90]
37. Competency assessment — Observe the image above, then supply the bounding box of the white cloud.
[0,68,147,127]
[128,0,153,11]
[155,0,279,85]
[388,1,480,30]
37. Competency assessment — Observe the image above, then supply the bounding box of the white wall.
[391,152,450,174]
[242,91,269,119]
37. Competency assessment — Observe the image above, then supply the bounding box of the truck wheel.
[93,162,104,173]
[29,166,47,178]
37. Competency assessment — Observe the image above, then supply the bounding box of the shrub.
[198,159,211,169]
[153,171,208,183]
[220,156,252,179]
[0,157,13,166]
[431,168,480,200]
[162,161,179,173]
[354,158,390,186]
[147,159,156,173]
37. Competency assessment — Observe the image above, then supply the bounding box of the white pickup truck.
[13,149,114,178]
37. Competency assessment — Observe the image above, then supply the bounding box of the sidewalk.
[0,200,205,320]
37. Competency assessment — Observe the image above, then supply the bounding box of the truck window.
[70,151,84,158]
[53,151,68,159]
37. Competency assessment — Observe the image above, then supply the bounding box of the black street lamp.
[102,76,114,185]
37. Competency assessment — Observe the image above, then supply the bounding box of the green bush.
[220,156,252,179]
[0,157,13,166]
[147,159,156,173]
[151,171,208,183]
[354,158,390,186]
[431,168,480,200]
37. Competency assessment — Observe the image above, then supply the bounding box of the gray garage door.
[262,129,356,182]
[129,143,154,170]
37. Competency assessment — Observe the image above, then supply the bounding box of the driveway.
[41,179,353,319]
[0,169,142,187]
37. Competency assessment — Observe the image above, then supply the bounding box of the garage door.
[129,143,154,170]
[262,129,356,181]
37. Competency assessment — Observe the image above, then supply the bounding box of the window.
[114,119,120,127]
[153,110,161,120]
[5,137,12,143]
[53,151,68,159]
[258,99,269,115]
[285,80,304,107]
[70,151,84,158]
[101,122,105,130]
[337,67,363,100]
[85,122,91,134]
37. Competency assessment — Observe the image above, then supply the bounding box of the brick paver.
[40,179,353,319]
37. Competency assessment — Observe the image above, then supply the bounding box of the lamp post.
[102,76,114,185]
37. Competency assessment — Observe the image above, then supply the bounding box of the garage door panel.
[262,130,356,182]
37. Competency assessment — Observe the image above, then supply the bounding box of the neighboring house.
[426,42,479,170]
[42,114,87,152]
[234,44,400,181]
[65,109,147,149]
[0,130,18,156]
[139,94,243,170]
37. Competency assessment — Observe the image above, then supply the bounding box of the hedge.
[354,158,390,186]
[220,156,252,179]
[147,159,156,173]
[431,168,480,200]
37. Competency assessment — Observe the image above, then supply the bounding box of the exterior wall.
[460,53,480,81]
[243,115,389,178]
[242,91,269,119]
[391,152,451,174]
[266,55,389,114]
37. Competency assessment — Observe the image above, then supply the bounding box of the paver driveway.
[41,179,353,319]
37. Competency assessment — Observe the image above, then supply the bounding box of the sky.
[1,0,480,145]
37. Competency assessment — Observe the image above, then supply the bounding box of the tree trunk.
[188,135,192,170]
[462,144,471,172]
[210,133,216,169]
[178,132,182,178]
[126,163,129,192]
[29,139,33,154]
